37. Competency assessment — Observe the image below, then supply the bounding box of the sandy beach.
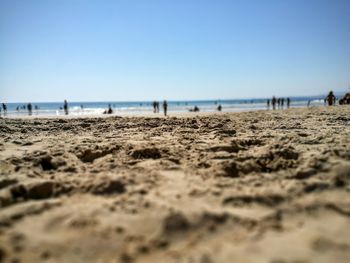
[0,106,350,263]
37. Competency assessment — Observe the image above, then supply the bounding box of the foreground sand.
[0,107,350,263]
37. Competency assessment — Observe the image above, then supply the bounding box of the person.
[340,92,350,105]
[27,103,32,115]
[287,98,290,108]
[156,101,159,113]
[2,103,7,114]
[281,98,285,109]
[307,100,311,107]
[272,96,277,110]
[16,106,19,111]
[190,106,200,112]
[163,100,168,116]
[217,104,222,111]
[153,101,157,113]
[63,100,68,115]
[107,104,113,114]
[325,91,336,106]
[267,99,270,109]
[277,98,281,109]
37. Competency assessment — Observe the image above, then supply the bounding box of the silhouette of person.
[277,98,281,109]
[325,91,336,106]
[153,101,157,113]
[217,104,222,111]
[63,100,68,115]
[267,99,270,109]
[340,92,350,105]
[2,103,7,114]
[272,96,277,110]
[287,98,290,108]
[163,100,168,116]
[107,104,113,114]
[27,103,32,116]
[281,98,285,109]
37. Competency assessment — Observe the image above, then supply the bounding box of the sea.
[1,96,326,117]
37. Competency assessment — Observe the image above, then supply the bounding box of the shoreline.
[0,104,330,119]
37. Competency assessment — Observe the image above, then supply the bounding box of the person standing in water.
[163,100,168,116]
[27,103,33,116]
[325,91,336,106]
[272,96,277,110]
[267,99,270,109]
[2,103,7,114]
[63,100,68,115]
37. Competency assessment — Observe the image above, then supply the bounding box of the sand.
[0,106,350,263]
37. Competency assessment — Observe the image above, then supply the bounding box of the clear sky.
[1,0,349,102]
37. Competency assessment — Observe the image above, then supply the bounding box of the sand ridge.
[0,107,350,262]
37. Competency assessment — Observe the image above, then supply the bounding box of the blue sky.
[1,0,349,102]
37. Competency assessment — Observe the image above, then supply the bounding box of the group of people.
[0,103,37,116]
[325,91,350,106]
[267,97,291,110]
[152,100,168,116]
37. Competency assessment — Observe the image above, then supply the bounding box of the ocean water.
[1,97,326,117]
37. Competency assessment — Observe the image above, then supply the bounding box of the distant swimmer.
[63,100,68,115]
[325,91,336,106]
[272,96,277,110]
[27,103,33,116]
[217,104,222,111]
[163,100,168,116]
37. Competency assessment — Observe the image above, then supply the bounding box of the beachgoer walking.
[163,100,168,116]
[64,100,68,115]
[267,99,270,109]
[325,91,336,106]
[287,98,290,108]
[281,98,285,109]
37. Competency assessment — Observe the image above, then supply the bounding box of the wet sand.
[0,106,350,263]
